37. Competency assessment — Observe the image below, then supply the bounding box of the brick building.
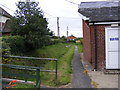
[78,1,120,70]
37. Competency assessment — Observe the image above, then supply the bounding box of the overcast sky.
[0,0,107,37]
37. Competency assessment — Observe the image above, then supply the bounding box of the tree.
[48,30,54,36]
[10,1,50,49]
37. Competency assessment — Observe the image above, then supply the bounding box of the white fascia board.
[89,21,120,25]
[78,13,89,21]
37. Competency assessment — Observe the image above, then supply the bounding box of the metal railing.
[2,55,58,88]
[1,64,42,88]
[3,55,58,80]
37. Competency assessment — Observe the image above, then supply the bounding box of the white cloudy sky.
[0,0,107,37]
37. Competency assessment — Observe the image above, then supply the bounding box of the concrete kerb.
[80,53,93,71]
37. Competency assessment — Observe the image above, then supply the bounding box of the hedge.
[2,36,26,55]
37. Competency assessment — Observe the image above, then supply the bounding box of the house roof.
[78,1,120,22]
[67,35,76,39]
[79,1,119,8]
[0,7,12,18]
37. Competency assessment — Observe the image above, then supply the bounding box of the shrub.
[2,36,26,54]
[0,37,10,55]
[2,42,11,55]
[80,38,83,45]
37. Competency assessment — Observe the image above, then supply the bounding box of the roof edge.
[0,7,12,18]
[89,20,120,23]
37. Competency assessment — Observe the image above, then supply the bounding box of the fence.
[2,55,58,88]
[1,64,42,88]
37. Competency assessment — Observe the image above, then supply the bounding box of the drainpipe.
[93,22,98,71]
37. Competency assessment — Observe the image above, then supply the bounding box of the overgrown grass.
[3,43,81,87]
[32,43,75,86]
[75,44,83,53]
[32,43,70,58]
[57,45,74,85]
[14,83,34,88]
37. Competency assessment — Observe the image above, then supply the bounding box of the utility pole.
[67,26,68,37]
[57,17,60,37]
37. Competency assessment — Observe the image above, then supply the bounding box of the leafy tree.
[10,1,50,49]
[61,36,66,39]
[48,30,54,36]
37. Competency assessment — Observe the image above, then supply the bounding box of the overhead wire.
[0,2,81,35]
[47,17,82,20]
[64,0,79,6]
[42,10,56,18]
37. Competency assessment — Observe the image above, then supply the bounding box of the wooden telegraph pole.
[67,26,68,37]
[57,17,60,37]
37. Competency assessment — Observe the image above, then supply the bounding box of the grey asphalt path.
[71,46,92,88]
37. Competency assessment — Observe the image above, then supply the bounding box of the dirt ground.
[80,53,119,88]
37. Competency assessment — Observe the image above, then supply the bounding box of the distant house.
[78,1,120,70]
[67,35,76,41]
[0,7,12,35]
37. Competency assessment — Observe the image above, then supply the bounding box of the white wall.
[0,15,9,23]
[0,15,10,31]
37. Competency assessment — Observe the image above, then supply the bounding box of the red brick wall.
[90,25,110,70]
[96,25,108,70]
[90,26,95,66]
[83,20,112,70]
[83,20,91,63]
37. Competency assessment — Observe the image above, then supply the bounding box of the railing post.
[55,60,58,80]
[25,78,27,82]
[36,69,40,88]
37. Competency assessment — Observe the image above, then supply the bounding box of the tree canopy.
[10,1,51,49]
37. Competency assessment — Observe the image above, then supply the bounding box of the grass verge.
[3,43,77,87]
[38,44,75,86]
[57,45,74,85]
[75,44,83,53]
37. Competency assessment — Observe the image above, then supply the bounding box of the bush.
[2,42,11,55]
[0,37,10,55]
[50,38,67,45]
[2,36,26,54]
[80,38,83,45]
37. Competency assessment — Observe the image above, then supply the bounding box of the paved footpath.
[71,46,92,88]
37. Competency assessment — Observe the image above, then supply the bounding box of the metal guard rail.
[3,55,58,80]
[1,64,42,88]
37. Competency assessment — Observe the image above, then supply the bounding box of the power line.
[42,10,56,18]
[65,0,79,6]
[41,11,81,19]
[59,17,81,19]
[47,16,81,19]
